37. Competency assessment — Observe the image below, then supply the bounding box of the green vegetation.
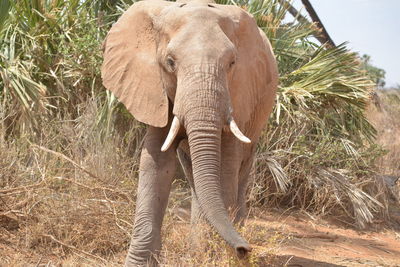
[359,54,386,88]
[0,0,395,264]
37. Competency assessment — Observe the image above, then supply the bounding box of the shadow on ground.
[266,255,345,267]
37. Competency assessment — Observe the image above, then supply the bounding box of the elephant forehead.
[159,3,239,35]
[176,0,216,4]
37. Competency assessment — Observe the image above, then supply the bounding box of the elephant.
[101,0,278,265]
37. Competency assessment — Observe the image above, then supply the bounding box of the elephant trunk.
[180,77,251,257]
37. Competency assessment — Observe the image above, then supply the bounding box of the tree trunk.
[301,0,335,48]
[279,0,335,48]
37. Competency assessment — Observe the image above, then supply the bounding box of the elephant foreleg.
[234,153,255,225]
[220,134,241,217]
[125,126,177,267]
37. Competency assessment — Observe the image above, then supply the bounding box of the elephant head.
[102,0,277,260]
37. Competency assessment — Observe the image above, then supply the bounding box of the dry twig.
[0,181,44,195]
[31,144,100,180]
[43,234,107,263]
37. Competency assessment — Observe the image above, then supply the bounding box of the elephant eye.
[166,56,176,72]
[229,60,236,68]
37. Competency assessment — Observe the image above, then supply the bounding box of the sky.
[293,0,400,88]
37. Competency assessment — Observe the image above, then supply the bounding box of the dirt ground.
[2,210,400,266]
[256,211,400,267]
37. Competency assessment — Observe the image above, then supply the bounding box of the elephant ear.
[222,6,278,128]
[101,1,171,128]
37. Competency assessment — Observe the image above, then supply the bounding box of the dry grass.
[0,99,140,265]
[0,98,284,266]
[1,0,399,265]
[366,89,400,208]
[250,117,390,228]
[2,91,399,265]
[368,90,400,174]
[160,217,283,266]
[1,88,399,266]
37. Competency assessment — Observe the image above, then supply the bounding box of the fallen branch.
[0,181,44,195]
[43,234,107,263]
[31,144,100,180]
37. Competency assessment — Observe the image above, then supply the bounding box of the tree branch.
[279,0,336,48]
[300,0,336,48]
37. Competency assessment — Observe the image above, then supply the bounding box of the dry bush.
[250,109,388,228]
[368,90,400,174]
[249,90,400,229]
[0,98,283,266]
[366,90,400,205]
[0,99,143,265]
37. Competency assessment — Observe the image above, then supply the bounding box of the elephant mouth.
[161,115,250,152]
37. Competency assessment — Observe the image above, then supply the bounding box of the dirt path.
[253,212,400,267]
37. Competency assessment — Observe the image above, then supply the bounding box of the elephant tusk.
[161,116,181,152]
[229,119,251,144]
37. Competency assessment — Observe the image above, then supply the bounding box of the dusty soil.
[255,211,400,267]
[1,211,400,266]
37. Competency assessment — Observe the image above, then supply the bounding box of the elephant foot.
[233,207,247,227]
[125,244,160,267]
[125,222,162,266]
[125,256,158,267]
